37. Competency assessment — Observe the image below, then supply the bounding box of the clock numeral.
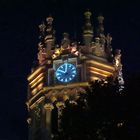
[72,70,76,74]
[56,73,60,76]
[69,77,72,81]
[65,78,68,82]
[72,74,75,77]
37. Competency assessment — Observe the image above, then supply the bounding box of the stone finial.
[83,10,93,46]
[46,16,53,25]
[61,32,70,49]
[97,14,104,24]
[45,15,55,51]
[83,10,93,29]
[39,22,46,33]
[84,10,92,19]
[63,32,69,39]
[38,22,46,41]
[97,14,105,36]
[106,33,112,48]
[114,49,121,66]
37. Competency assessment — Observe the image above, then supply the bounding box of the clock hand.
[57,69,65,73]
[65,63,68,73]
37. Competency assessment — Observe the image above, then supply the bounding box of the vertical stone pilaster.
[56,102,65,132]
[44,103,54,140]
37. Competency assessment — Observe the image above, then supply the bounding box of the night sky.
[0,0,140,139]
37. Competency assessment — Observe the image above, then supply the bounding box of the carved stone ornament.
[44,103,54,110]
[34,105,41,119]
[114,49,121,67]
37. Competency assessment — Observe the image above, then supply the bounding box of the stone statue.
[100,33,106,47]
[114,49,121,67]
[106,33,112,49]
[37,45,47,65]
[38,22,46,40]
[61,33,70,50]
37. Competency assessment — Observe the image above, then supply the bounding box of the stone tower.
[26,11,123,140]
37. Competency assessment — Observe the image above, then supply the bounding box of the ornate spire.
[38,22,46,47]
[44,15,56,58]
[39,22,46,38]
[83,10,93,46]
[61,32,70,50]
[45,15,55,45]
[61,33,70,45]
[37,15,56,62]
[114,49,124,93]
[97,14,104,36]
[37,22,47,65]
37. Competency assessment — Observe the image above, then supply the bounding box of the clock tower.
[26,11,124,140]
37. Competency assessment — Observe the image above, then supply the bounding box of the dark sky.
[0,0,140,139]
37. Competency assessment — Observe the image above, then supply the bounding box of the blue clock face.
[55,63,77,83]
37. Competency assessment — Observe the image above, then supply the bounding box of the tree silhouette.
[53,78,136,140]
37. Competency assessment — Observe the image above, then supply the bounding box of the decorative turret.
[46,16,55,43]
[114,49,124,93]
[38,22,46,41]
[83,10,93,46]
[37,16,56,64]
[37,22,47,65]
[44,15,55,58]
[97,14,104,36]
[61,32,70,50]
[45,16,55,44]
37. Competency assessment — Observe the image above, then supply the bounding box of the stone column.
[44,103,54,140]
[56,102,65,132]
[27,117,33,140]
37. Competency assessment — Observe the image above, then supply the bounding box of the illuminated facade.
[26,11,124,140]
